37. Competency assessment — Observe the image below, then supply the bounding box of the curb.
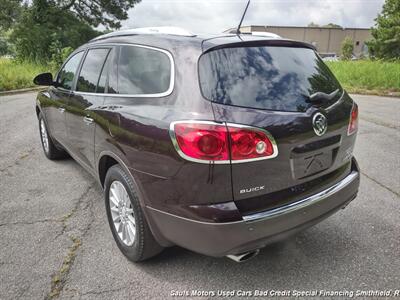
[0,86,46,96]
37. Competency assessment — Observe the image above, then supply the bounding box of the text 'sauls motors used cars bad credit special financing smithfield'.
[33,27,360,263]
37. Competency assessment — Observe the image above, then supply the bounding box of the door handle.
[58,107,65,113]
[83,116,94,125]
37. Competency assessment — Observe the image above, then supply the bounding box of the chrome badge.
[312,112,328,136]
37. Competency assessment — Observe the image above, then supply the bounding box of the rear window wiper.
[307,89,340,104]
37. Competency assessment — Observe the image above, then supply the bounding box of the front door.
[66,47,112,169]
[48,51,84,145]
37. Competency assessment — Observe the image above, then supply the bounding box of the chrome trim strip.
[168,120,279,165]
[243,170,359,222]
[73,43,175,98]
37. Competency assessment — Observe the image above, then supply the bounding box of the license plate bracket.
[292,150,333,179]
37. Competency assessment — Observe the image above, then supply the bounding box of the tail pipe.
[226,249,260,263]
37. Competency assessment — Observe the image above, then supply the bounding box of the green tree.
[341,36,354,60]
[323,23,343,29]
[0,0,23,30]
[11,1,101,62]
[367,0,400,59]
[308,22,320,27]
[55,0,141,29]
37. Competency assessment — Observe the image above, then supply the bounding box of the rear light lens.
[229,127,274,160]
[347,103,358,135]
[170,121,277,163]
[173,123,229,161]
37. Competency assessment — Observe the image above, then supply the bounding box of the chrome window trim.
[73,43,175,98]
[243,170,359,222]
[169,120,279,165]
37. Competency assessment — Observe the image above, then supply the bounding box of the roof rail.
[91,26,196,41]
[250,32,281,39]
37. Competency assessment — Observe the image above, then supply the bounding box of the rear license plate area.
[292,150,333,179]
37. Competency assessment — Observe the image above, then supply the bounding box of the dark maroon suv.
[34,27,360,262]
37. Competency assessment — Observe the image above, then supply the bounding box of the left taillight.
[348,103,358,135]
[169,121,278,164]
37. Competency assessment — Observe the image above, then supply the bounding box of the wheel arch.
[97,151,172,247]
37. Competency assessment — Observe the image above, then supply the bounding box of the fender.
[97,150,173,247]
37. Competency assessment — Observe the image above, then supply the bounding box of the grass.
[326,60,400,96]
[0,58,51,92]
[1,57,399,96]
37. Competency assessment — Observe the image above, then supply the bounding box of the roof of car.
[86,27,315,54]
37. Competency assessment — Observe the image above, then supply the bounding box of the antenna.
[236,0,251,35]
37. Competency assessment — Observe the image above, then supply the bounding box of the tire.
[38,113,68,160]
[104,164,163,262]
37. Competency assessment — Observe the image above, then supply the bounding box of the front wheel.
[104,165,163,262]
[38,113,67,160]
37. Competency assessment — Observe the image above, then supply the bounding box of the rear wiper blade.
[307,89,340,103]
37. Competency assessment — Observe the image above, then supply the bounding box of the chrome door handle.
[58,107,65,113]
[83,116,94,125]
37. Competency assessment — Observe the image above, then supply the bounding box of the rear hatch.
[199,39,357,216]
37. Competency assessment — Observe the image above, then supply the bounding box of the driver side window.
[57,51,84,90]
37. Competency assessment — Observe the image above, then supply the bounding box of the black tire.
[104,164,163,262]
[38,113,68,160]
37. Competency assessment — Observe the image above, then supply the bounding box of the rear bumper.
[146,158,360,257]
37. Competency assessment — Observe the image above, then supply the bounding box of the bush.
[326,60,400,95]
[341,36,354,60]
[0,58,51,91]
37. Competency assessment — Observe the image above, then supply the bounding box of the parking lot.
[0,92,399,299]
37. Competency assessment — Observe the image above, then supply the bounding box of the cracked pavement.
[0,92,399,299]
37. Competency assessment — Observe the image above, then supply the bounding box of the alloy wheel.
[109,181,136,246]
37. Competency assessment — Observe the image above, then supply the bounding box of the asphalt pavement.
[0,92,399,299]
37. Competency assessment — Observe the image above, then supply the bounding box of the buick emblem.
[312,112,327,136]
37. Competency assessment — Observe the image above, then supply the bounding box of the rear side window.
[116,45,172,95]
[199,46,342,112]
[57,51,84,90]
[76,48,111,93]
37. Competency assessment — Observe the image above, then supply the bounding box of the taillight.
[173,122,229,162]
[348,103,358,135]
[169,121,277,163]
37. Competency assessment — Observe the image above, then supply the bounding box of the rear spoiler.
[202,38,316,54]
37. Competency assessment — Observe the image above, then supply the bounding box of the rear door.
[199,44,357,215]
[47,51,84,145]
[66,47,112,169]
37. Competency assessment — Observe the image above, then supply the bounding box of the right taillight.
[348,103,358,135]
[169,121,278,164]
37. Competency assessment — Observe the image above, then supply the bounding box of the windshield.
[199,46,342,112]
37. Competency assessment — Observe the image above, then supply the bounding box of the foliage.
[326,60,400,95]
[341,36,354,60]
[323,23,343,29]
[0,0,23,30]
[367,0,400,59]
[55,0,141,29]
[49,37,74,70]
[2,0,141,62]
[0,58,51,91]
[308,22,343,28]
[10,1,100,62]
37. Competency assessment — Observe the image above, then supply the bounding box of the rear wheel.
[104,165,163,262]
[38,113,67,160]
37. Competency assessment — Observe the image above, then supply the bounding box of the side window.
[76,48,111,93]
[97,49,113,93]
[117,45,171,95]
[57,51,84,90]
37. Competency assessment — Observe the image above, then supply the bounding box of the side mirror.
[33,72,54,86]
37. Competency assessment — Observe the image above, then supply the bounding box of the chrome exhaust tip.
[226,249,260,263]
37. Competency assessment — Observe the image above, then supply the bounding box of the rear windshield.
[199,46,342,112]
